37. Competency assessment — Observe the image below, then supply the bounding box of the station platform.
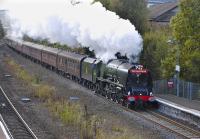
[156,94,200,112]
[155,94,200,128]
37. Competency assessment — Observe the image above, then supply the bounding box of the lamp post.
[167,39,180,97]
[175,63,180,97]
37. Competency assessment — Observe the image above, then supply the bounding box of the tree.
[140,29,170,79]
[170,0,200,82]
[0,20,5,39]
[95,0,148,34]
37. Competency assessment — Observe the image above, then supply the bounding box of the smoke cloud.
[2,0,143,62]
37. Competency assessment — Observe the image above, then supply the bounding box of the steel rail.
[145,110,200,139]
[122,105,200,138]
[95,93,200,139]
[0,86,38,139]
[0,115,14,139]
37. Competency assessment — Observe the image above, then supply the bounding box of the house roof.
[149,2,178,21]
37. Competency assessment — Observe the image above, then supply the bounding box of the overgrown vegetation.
[5,57,53,100]
[140,27,172,79]
[4,57,137,139]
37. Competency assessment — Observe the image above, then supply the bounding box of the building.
[148,0,178,7]
[148,2,179,26]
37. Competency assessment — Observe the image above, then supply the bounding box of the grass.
[5,57,53,100]
[5,57,139,139]
[34,85,55,100]
[112,125,125,133]
[48,99,83,125]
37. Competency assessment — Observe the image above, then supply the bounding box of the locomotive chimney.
[115,52,128,60]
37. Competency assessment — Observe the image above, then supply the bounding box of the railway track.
[141,110,200,139]
[97,94,200,139]
[0,86,38,139]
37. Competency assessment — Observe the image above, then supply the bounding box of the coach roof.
[59,51,86,61]
[23,41,45,50]
[42,46,61,54]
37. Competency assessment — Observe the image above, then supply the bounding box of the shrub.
[34,85,55,101]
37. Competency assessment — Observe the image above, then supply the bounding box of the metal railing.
[153,79,200,101]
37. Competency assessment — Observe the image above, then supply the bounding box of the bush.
[140,28,171,79]
[34,85,55,101]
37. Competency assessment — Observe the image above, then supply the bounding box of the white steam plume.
[2,0,143,62]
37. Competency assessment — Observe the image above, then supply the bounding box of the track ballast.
[0,86,37,139]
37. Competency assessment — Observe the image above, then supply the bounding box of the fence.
[153,79,200,101]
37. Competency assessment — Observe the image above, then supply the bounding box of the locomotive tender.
[5,37,157,108]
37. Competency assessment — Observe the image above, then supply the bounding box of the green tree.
[0,20,5,39]
[170,0,200,82]
[161,45,177,78]
[95,0,148,34]
[140,29,170,79]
